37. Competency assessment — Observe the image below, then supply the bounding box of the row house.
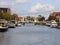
[51,12,60,21]
[0,8,11,14]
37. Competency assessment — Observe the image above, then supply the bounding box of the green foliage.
[0,11,4,19]
[4,13,12,20]
[48,15,56,21]
[26,16,31,20]
[37,15,45,21]
[0,11,18,21]
[25,16,34,21]
[12,14,18,20]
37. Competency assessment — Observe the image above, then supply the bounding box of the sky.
[0,0,60,18]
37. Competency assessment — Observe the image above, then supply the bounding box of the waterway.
[0,23,60,45]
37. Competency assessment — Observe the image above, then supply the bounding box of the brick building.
[18,16,24,22]
[0,8,11,14]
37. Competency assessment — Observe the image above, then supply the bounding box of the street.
[0,23,60,45]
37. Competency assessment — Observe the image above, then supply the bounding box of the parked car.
[8,21,16,28]
[0,21,8,32]
[50,20,57,28]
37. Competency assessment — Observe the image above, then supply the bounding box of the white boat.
[50,20,57,28]
[17,22,22,26]
[10,20,18,26]
[8,21,16,28]
[0,21,8,32]
[46,21,51,26]
[17,23,22,26]
[56,22,60,29]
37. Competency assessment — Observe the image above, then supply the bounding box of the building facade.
[51,12,60,21]
[18,16,24,22]
[0,8,11,14]
[51,12,60,16]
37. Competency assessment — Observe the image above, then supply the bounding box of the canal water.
[0,23,60,45]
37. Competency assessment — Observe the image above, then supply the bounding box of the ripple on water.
[0,23,60,45]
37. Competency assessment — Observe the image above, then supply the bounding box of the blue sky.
[0,0,60,18]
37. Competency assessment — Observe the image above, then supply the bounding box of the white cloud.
[43,4,55,11]
[0,0,28,7]
[0,0,28,11]
[30,3,55,13]
[0,2,9,7]
[0,2,14,11]
[13,0,28,5]
[16,0,27,3]
[30,3,43,13]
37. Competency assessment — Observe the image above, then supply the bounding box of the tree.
[12,14,18,20]
[48,15,56,21]
[41,16,45,21]
[0,10,19,21]
[26,16,31,20]
[0,10,13,20]
[37,15,45,21]
[25,16,34,21]
[30,17,34,21]
[0,10,4,19]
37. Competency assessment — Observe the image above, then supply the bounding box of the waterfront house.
[0,8,11,14]
[50,12,60,21]
[18,16,25,25]
[18,16,24,22]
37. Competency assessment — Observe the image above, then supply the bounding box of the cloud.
[30,3,55,13]
[43,4,55,11]
[9,0,28,10]
[30,3,43,13]
[0,2,9,7]
[0,0,28,7]
[0,0,28,12]
[13,0,28,5]
[16,0,27,3]
[0,1,15,11]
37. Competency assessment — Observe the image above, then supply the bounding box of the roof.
[0,8,9,9]
[51,12,60,16]
[18,16,23,19]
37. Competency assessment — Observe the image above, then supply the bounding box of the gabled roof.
[51,12,60,16]
[18,16,23,19]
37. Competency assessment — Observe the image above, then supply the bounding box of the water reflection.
[0,32,10,45]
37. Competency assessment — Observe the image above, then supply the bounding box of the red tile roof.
[18,16,23,19]
[51,12,60,16]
